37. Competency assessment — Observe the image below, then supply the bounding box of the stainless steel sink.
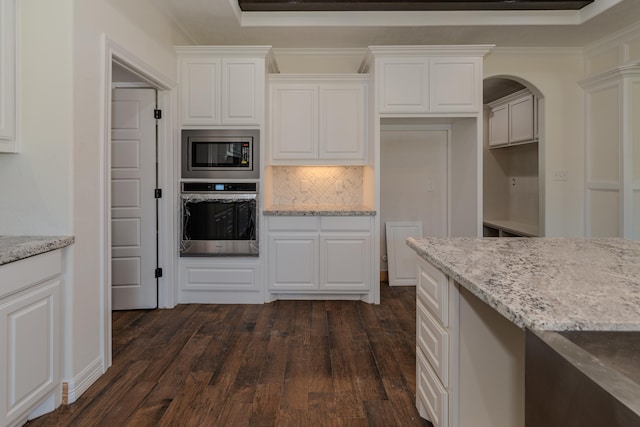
[525,329,640,426]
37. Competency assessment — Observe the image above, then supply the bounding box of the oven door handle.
[181,193,257,202]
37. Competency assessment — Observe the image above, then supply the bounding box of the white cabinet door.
[179,54,266,127]
[267,233,319,290]
[429,57,481,113]
[489,104,509,147]
[270,84,318,160]
[221,58,262,125]
[266,216,373,297]
[488,90,537,149]
[319,84,366,160]
[509,94,535,144]
[179,57,221,126]
[320,233,370,291]
[269,77,368,164]
[0,280,60,427]
[378,57,429,113]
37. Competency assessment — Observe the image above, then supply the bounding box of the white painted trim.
[584,17,640,56]
[579,0,625,23]
[101,36,177,376]
[64,356,104,404]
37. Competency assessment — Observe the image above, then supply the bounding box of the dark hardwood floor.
[28,283,431,426]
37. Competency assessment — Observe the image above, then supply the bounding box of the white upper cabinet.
[378,57,429,113]
[0,0,17,152]
[361,46,492,115]
[180,57,220,125]
[508,93,535,143]
[269,75,368,165]
[429,57,482,113]
[488,89,538,148]
[270,83,318,160]
[488,104,509,147]
[177,46,276,127]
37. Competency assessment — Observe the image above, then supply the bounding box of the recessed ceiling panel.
[238,0,594,12]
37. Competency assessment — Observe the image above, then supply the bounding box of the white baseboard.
[63,356,104,404]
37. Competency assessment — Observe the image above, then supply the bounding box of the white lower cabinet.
[179,257,263,304]
[0,250,63,427]
[266,215,373,300]
[415,256,525,427]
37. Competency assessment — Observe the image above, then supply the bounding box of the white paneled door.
[111,88,158,310]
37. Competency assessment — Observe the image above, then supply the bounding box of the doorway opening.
[482,76,545,238]
[102,38,176,370]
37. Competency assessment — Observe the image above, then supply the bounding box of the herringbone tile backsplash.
[272,166,363,205]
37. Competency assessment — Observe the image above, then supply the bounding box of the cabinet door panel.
[180,59,220,125]
[319,85,366,160]
[430,58,480,113]
[417,299,450,386]
[320,234,370,291]
[268,233,318,290]
[379,58,429,113]
[222,59,261,124]
[270,85,318,160]
[509,94,535,143]
[489,104,509,147]
[416,348,448,427]
[0,280,60,427]
[417,258,450,326]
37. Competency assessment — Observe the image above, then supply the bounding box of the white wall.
[484,49,585,237]
[0,0,73,235]
[273,48,366,73]
[68,0,190,398]
[0,0,190,403]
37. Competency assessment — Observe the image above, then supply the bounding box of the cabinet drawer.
[417,298,450,386]
[416,348,448,427]
[417,258,449,326]
[267,216,319,231]
[0,250,62,299]
[320,216,372,231]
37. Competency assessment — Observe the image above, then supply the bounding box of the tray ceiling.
[238,0,594,12]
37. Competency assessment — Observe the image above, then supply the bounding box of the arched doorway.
[482,76,545,237]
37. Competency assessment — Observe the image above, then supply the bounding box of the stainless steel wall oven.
[180,182,258,256]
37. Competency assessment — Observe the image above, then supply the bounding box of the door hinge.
[154,109,162,120]
[155,268,163,279]
[154,188,162,199]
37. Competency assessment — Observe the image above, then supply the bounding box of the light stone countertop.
[406,237,640,331]
[0,235,75,266]
[264,205,376,216]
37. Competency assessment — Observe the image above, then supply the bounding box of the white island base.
[415,256,524,427]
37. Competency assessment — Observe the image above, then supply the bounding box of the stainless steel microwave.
[181,129,259,179]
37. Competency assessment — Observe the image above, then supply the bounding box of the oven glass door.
[181,193,257,256]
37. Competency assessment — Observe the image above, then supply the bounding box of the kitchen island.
[406,237,640,427]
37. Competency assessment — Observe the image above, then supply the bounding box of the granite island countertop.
[264,205,376,216]
[0,235,75,266]
[406,237,640,331]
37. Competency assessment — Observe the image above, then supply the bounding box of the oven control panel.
[181,182,257,193]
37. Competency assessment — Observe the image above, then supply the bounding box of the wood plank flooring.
[27,283,431,427]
